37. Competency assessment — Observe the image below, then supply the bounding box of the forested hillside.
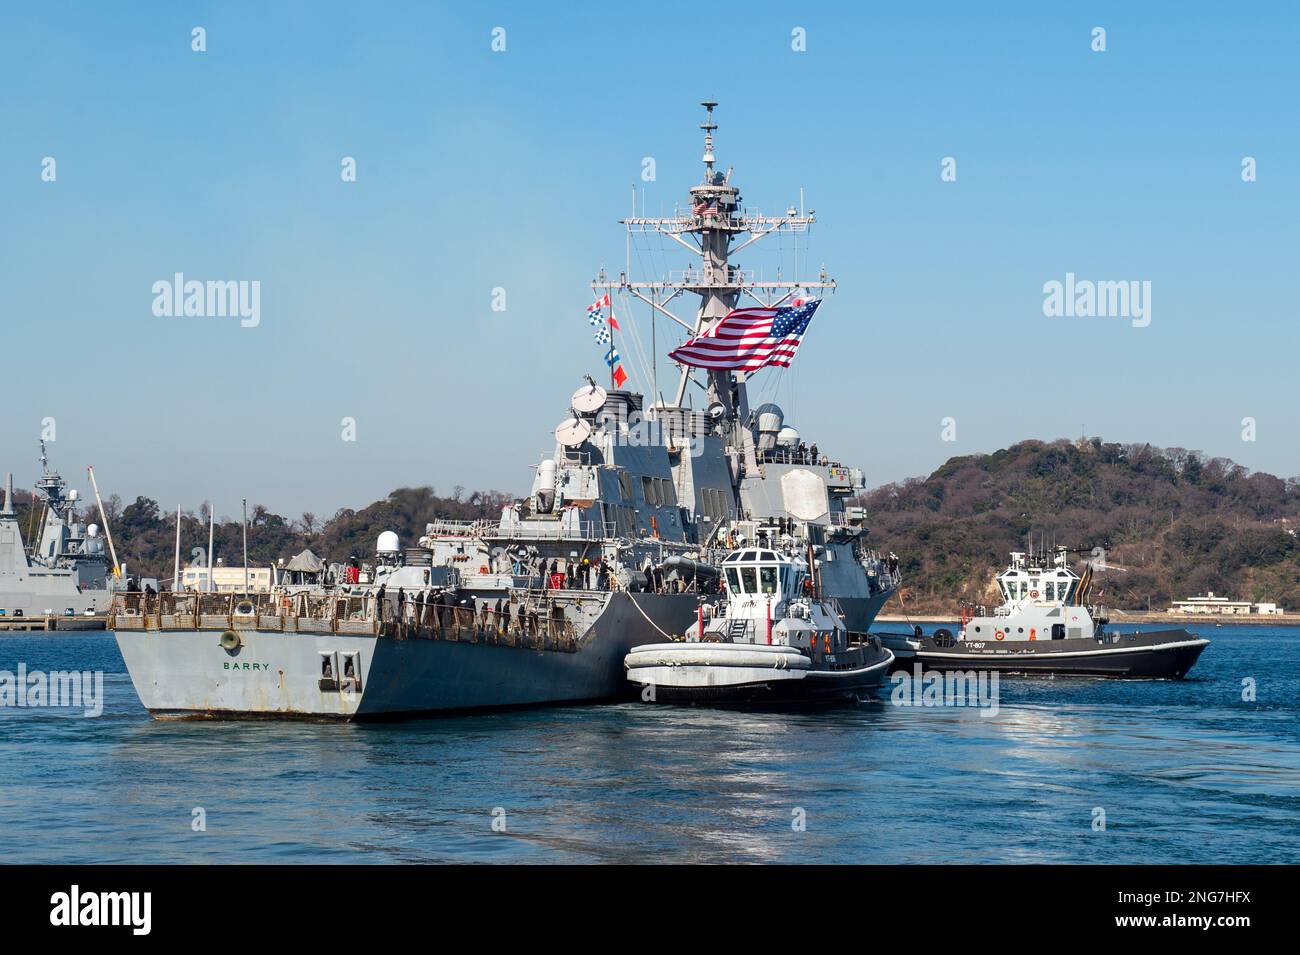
[13,437,1298,613]
[11,486,514,582]
[859,439,1300,613]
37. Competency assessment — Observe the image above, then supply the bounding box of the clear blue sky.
[2,2,1296,519]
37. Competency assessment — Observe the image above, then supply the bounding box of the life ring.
[995,630,1005,641]
[479,565,489,574]
[1029,590,1039,599]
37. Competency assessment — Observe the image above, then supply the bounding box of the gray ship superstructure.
[0,445,116,620]
[113,103,900,719]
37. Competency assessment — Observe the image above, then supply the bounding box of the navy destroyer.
[112,103,901,719]
[1,444,119,624]
[882,549,1208,678]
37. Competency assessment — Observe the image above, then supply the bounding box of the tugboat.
[625,540,894,703]
[882,548,1208,678]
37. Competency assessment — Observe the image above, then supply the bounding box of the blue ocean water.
[1,626,1297,864]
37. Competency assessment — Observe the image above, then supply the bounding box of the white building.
[1168,592,1284,615]
[180,566,273,593]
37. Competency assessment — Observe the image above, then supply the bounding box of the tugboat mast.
[591,102,835,472]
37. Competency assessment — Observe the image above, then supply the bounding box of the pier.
[0,615,107,633]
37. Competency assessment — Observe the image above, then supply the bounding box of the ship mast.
[591,102,835,472]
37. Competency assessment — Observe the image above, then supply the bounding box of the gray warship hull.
[114,591,696,720]
[838,591,895,636]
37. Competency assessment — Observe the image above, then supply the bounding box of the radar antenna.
[591,102,835,477]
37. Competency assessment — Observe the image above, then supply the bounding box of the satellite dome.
[86,523,100,538]
[376,531,400,555]
[776,426,800,449]
[755,403,784,430]
[755,404,785,451]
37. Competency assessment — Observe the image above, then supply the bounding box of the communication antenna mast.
[591,102,835,477]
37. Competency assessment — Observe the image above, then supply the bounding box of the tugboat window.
[760,567,778,594]
[740,568,757,593]
[726,569,741,592]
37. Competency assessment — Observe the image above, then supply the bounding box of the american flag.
[668,299,821,372]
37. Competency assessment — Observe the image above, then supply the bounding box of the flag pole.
[173,505,181,592]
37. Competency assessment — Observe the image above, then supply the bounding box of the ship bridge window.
[760,566,778,594]
[740,567,757,593]
[740,551,756,562]
[726,568,741,592]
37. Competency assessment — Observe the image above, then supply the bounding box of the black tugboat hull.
[891,629,1208,679]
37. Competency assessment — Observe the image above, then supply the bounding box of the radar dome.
[86,524,100,538]
[755,403,785,452]
[776,426,800,449]
[376,531,400,555]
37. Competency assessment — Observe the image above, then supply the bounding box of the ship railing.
[423,518,499,538]
[493,518,619,542]
[388,605,583,652]
[106,590,587,652]
[106,591,382,636]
